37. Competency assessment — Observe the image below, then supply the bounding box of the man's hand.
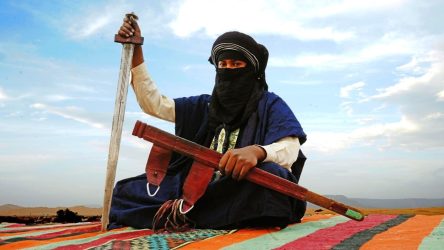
[219,145,266,181]
[117,14,144,68]
[118,15,141,38]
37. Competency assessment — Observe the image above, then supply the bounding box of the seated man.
[109,17,307,230]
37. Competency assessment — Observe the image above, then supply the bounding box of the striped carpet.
[1,214,443,249]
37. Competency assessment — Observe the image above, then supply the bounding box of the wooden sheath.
[132,120,365,221]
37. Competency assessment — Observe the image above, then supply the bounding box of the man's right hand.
[118,15,141,38]
[117,14,144,68]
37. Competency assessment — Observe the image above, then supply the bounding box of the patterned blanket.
[1,214,443,249]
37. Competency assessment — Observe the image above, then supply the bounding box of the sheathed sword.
[132,120,365,222]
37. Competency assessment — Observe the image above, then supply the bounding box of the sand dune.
[1,204,443,218]
[0,205,101,217]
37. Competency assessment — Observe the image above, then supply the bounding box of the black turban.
[209,31,269,88]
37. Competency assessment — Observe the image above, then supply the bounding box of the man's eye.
[235,61,246,67]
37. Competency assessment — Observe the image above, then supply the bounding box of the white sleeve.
[261,137,300,170]
[131,63,175,122]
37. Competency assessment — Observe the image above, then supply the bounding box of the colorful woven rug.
[1,214,443,249]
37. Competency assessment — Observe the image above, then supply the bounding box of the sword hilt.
[114,12,144,45]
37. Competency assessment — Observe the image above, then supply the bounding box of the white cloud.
[425,112,444,120]
[351,116,419,141]
[396,55,434,76]
[15,1,133,40]
[169,0,354,42]
[307,49,444,153]
[305,116,418,152]
[340,81,365,98]
[340,82,366,115]
[45,95,74,102]
[52,2,175,41]
[340,101,354,116]
[6,111,23,118]
[30,103,105,129]
[359,33,415,60]
[71,15,111,39]
[0,154,59,169]
[304,132,350,153]
[366,60,441,100]
[437,90,444,101]
[270,34,417,69]
[58,84,96,93]
[355,117,375,125]
[312,0,406,18]
[0,87,33,103]
[0,87,10,101]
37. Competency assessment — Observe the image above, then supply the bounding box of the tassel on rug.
[152,199,195,232]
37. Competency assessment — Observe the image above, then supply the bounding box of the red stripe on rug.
[53,229,154,249]
[27,224,101,240]
[274,214,397,250]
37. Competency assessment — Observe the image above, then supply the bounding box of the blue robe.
[109,92,307,229]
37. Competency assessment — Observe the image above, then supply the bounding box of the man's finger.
[219,151,230,172]
[224,155,237,176]
[123,22,135,32]
[231,163,242,180]
[238,165,253,180]
[118,30,130,37]
[120,26,133,36]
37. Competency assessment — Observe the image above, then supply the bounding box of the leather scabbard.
[181,161,214,212]
[145,144,171,186]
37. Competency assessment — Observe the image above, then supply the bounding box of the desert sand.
[1,205,443,218]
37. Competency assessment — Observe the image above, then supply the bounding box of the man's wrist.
[132,45,144,68]
[254,145,267,162]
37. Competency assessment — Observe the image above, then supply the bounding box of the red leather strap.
[145,144,171,186]
[181,161,214,212]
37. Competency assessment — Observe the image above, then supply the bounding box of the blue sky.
[1,0,443,207]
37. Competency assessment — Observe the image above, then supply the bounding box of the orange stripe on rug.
[0,227,127,250]
[360,215,444,250]
[180,214,334,250]
[0,223,99,237]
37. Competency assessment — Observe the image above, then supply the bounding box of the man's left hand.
[219,145,266,181]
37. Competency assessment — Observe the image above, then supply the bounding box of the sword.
[101,13,144,231]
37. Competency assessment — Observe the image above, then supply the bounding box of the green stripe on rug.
[331,214,413,250]
[0,223,19,228]
[222,216,349,250]
[419,217,444,250]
